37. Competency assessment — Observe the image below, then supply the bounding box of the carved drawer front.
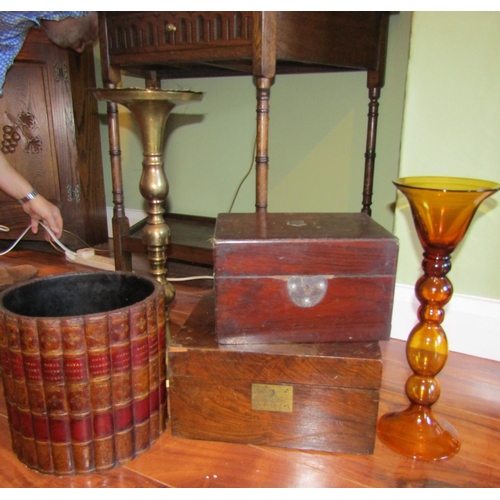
[106,11,253,56]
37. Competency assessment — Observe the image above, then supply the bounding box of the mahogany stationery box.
[168,295,382,455]
[214,212,398,344]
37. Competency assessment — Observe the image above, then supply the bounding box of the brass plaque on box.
[251,384,293,412]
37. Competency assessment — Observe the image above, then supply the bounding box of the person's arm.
[0,150,63,238]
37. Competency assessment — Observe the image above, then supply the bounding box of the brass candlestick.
[93,88,203,302]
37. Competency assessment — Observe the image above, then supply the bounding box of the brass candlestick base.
[377,176,500,460]
[93,88,203,302]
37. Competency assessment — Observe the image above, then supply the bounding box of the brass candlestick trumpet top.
[93,87,204,103]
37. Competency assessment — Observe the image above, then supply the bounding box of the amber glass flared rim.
[393,176,500,193]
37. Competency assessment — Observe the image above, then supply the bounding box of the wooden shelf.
[122,213,216,266]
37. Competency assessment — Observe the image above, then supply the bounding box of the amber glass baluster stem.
[406,251,452,407]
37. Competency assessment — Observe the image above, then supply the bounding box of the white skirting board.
[106,208,499,361]
[391,283,500,362]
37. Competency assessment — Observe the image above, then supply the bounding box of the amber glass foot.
[377,176,500,461]
[378,405,460,460]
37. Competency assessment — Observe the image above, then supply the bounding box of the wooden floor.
[1,242,500,488]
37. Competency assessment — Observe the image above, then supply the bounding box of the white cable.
[40,223,77,257]
[41,223,212,279]
[0,223,78,257]
[168,275,214,282]
[1,223,213,281]
[0,225,31,256]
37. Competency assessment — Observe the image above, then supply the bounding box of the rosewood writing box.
[214,212,398,344]
[169,295,382,455]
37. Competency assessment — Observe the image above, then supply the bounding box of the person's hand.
[21,195,63,240]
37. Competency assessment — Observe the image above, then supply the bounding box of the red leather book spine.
[38,318,75,475]
[130,301,151,453]
[60,317,95,473]
[156,294,167,433]
[0,312,24,462]
[20,316,54,474]
[108,308,134,464]
[5,314,40,470]
[83,314,116,471]
[147,298,160,442]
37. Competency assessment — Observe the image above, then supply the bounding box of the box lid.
[169,295,382,390]
[214,212,398,276]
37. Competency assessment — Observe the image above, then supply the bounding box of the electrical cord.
[228,135,257,213]
[0,223,77,257]
[168,275,213,282]
[39,223,77,257]
[60,229,110,254]
[0,225,31,256]
[0,223,213,281]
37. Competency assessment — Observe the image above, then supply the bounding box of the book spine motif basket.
[0,272,167,475]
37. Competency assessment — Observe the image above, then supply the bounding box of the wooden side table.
[98,11,391,270]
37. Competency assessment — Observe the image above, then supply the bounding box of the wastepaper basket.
[0,271,166,475]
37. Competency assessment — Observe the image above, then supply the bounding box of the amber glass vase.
[377,176,500,460]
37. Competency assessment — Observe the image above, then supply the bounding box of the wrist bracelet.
[17,189,38,205]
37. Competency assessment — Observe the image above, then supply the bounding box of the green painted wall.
[395,12,500,299]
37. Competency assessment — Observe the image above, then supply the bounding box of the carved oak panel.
[0,28,107,246]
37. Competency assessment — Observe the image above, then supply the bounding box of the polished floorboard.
[0,243,499,488]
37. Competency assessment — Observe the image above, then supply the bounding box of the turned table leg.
[362,85,382,216]
[255,77,272,213]
[106,98,133,271]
